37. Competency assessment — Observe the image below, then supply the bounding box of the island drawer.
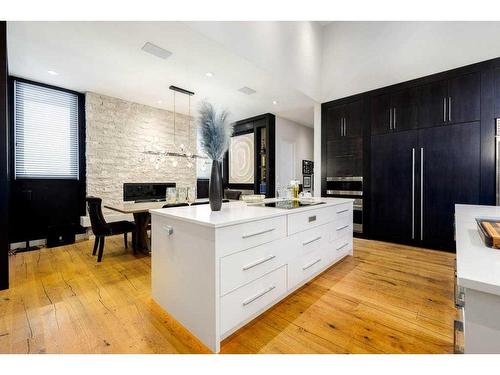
[288,246,327,289]
[330,213,353,242]
[220,265,287,335]
[220,238,290,296]
[293,223,331,257]
[216,216,287,257]
[324,233,352,264]
[287,203,352,235]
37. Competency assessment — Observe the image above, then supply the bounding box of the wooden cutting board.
[479,219,500,248]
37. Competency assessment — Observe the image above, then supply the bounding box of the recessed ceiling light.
[47,70,58,76]
[157,100,163,104]
[205,72,213,77]
[272,100,278,105]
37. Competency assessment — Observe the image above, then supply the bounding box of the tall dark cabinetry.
[324,98,364,179]
[420,122,480,247]
[323,57,499,252]
[0,22,9,290]
[370,123,481,250]
[370,131,417,242]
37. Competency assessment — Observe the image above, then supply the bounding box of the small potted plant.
[198,102,233,211]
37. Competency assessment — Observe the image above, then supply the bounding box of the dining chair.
[224,190,242,200]
[162,203,189,208]
[86,197,137,262]
[190,201,209,206]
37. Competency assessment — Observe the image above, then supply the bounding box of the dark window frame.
[8,76,86,243]
[12,79,81,180]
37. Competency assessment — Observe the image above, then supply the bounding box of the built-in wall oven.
[326,176,363,233]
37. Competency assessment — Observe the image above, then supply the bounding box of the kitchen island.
[150,198,353,352]
[455,204,500,353]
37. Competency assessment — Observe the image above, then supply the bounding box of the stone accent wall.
[85,92,197,212]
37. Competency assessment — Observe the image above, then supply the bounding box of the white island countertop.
[150,197,353,228]
[455,204,500,296]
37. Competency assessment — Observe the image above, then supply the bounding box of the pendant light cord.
[188,94,191,151]
[173,91,176,145]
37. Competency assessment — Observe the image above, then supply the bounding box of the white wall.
[321,21,500,101]
[275,117,314,192]
[186,21,323,102]
[313,103,321,197]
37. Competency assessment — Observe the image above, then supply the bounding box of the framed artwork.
[302,160,314,175]
[303,175,311,189]
[229,133,255,184]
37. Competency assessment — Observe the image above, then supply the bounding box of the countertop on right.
[455,204,500,296]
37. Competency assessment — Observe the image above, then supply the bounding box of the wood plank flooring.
[0,237,457,354]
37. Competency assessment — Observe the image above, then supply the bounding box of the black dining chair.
[190,201,209,206]
[162,203,189,208]
[86,197,137,262]
[189,200,229,206]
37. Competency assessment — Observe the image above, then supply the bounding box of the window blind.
[14,81,79,179]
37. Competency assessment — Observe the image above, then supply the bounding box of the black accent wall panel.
[1,21,9,290]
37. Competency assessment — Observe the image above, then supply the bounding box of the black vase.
[209,160,223,211]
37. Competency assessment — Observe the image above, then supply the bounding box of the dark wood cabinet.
[325,105,344,140]
[391,88,418,132]
[448,73,480,124]
[417,79,448,128]
[344,99,364,138]
[326,99,364,139]
[326,138,362,177]
[420,122,481,248]
[371,93,391,135]
[370,131,418,241]
[323,57,498,251]
[417,73,480,128]
[371,89,417,135]
[370,123,481,249]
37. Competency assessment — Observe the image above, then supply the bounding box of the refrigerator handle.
[420,147,424,241]
[412,148,415,239]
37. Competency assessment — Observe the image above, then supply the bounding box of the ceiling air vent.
[141,42,172,60]
[238,86,256,95]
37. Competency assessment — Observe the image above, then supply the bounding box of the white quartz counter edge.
[455,204,500,297]
[149,198,353,228]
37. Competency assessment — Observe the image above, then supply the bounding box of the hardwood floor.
[0,236,457,354]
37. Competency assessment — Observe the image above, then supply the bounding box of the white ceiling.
[7,21,316,127]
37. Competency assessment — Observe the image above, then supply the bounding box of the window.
[14,80,79,179]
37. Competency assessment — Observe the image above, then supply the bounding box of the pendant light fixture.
[141,85,206,170]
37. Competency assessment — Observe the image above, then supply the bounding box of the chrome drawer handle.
[242,285,276,306]
[302,236,322,246]
[336,224,349,231]
[308,215,316,222]
[242,228,275,239]
[336,209,349,214]
[302,258,322,270]
[242,255,276,271]
[336,242,349,251]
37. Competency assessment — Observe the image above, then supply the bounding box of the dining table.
[104,199,214,254]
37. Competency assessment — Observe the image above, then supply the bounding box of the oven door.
[326,176,363,196]
[353,198,363,233]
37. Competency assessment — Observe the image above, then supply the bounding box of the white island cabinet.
[455,204,500,354]
[150,198,353,352]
